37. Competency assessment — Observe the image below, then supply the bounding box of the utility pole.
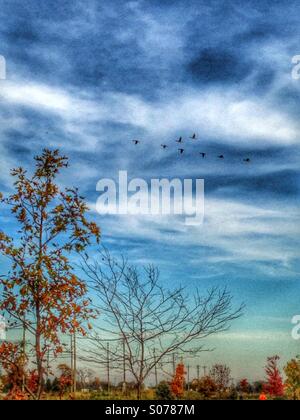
[197,365,200,381]
[70,333,77,395]
[172,353,176,376]
[202,365,207,377]
[187,365,190,392]
[107,342,110,395]
[153,349,158,387]
[70,334,74,392]
[73,333,77,395]
[122,338,126,394]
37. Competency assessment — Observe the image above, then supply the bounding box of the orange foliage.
[0,150,101,399]
[27,371,39,394]
[58,364,73,400]
[171,363,186,398]
[239,378,250,393]
[264,355,284,397]
[0,342,27,400]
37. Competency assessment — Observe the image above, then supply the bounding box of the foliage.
[284,356,300,400]
[27,371,39,395]
[239,378,250,393]
[171,363,186,398]
[0,342,27,400]
[183,390,204,400]
[45,378,52,393]
[51,377,60,392]
[58,364,73,399]
[191,376,218,398]
[91,377,101,391]
[155,381,173,400]
[210,364,231,393]
[253,381,264,393]
[264,355,284,397]
[0,150,100,399]
[228,387,239,400]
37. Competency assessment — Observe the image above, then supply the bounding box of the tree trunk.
[36,305,43,400]
[22,318,26,393]
[137,382,142,400]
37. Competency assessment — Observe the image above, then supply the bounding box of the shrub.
[184,391,204,400]
[156,382,173,400]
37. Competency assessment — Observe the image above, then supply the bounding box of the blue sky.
[0,0,300,380]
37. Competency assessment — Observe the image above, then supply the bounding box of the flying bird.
[190,133,197,140]
[161,144,168,149]
[132,140,141,145]
[243,158,251,163]
[218,155,224,159]
[176,137,183,143]
[178,149,185,154]
[199,152,206,158]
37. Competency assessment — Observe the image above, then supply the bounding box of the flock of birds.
[132,134,251,163]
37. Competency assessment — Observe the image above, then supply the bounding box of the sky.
[0,0,300,381]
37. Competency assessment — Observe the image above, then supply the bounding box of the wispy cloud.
[2,80,299,146]
[88,197,300,273]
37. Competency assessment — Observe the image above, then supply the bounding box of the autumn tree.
[239,378,250,394]
[91,376,101,391]
[264,355,284,397]
[284,356,300,400]
[81,249,243,399]
[253,381,263,394]
[171,363,186,399]
[0,343,39,400]
[27,370,39,396]
[210,364,231,395]
[191,376,217,398]
[57,364,73,399]
[0,342,28,400]
[0,150,100,399]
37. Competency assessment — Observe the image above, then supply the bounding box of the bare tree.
[210,364,231,394]
[81,249,244,399]
[77,368,95,390]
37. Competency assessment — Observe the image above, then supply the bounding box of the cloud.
[188,48,253,84]
[1,79,299,152]
[88,194,300,272]
[1,81,100,119]
[213,330,290,342]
